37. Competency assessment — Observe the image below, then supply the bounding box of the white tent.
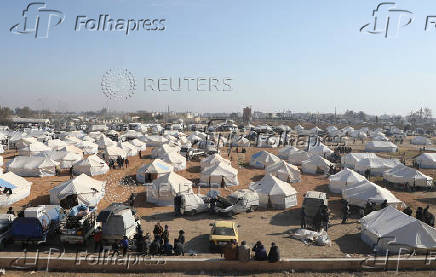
[46,139,67,151]
[308,143,333,157]
[104,146,127,160]
[18,141,51,156]
[350,130,367,139]
[152,144,180,158]
[355,158,402,176]
[0,156,3,168]
[81,135,95,143]
[277,146,299,160]
[60,145,84,156]
[266,160,301,183]
[416,153,436,169]
[75,141,99,154]
[249,174,297,209]
[200,154,231,170]
[341,153,378,169]
[40,151,83,169]
[365,141,397,153]
[50,174,106,207]
[0,145,4,154]
[249,151,280,169]
[0,172,32,206]
[200,161,239,187]
[383,164,433,188]
[411,136,432,146]
[301,155,333,175]
[287,150,315,166]
[130,139,147,151]
[64,136,82,145]
[8,156,59,177]
[96,135,116,149]
[231,137,250,147]
[73,154,109,176]
[328,168,366,193]
[118,141,138,157]
[361,206,436,253]
[15,137,37,149]
[160,151,186,171]
[140,135,168,147]
[136,159,173,183]
[147,171,193,206]
[342,180,402,208]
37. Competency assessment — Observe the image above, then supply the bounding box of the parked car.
[179,192,209,216]
[214,189,259,216]
[209,221,239,252]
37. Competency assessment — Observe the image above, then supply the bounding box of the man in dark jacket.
[253,241,267,261]
[268,242,280,263]
[416,207,424,221]
[342,200,350,224]
[403,206,413,216]
[173,239,184,256]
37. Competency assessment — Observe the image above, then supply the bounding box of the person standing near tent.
[94,227,103,253]
[174,194,182,216]
[162,225,169,245]
[381,200,388,209]
[6,207,14,215]
[320,205,330,231]
[403,206,413,216]
[416,207,424,221]
[139,150,142,159]
[178,230,185,245]
[341,200,350,224]
[121,236,129,256]
[69,166,74,179]
[300,207,306,229]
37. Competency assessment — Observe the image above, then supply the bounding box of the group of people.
[415,205,435,227]
[147,222,185,256]
[222,240,280,263]
[334,146,352,154]
[108,156,129,170]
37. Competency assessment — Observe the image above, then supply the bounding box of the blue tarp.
[0,179,16,189]
[11,218,44,239]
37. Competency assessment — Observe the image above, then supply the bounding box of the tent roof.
[250,174,297,196]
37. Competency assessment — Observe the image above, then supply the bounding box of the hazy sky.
[1,0,436,115]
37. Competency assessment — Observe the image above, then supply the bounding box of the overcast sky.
[0,0,435,115]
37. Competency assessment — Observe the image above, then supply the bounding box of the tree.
[0,106,12,125]
[424,107,432,119]
[15,106,34,118]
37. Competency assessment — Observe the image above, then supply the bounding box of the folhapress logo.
[10,2,166,39]
[10,2,64,39]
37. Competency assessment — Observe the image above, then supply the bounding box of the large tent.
[360,206,436,253]
[308,143,333,158]
[75,140,99,154]
[365,141,397,153]
[265,160,301,183]
[249,151,280,169]
[342,180,402,208]
[147,171,193,206]
[301,155,333,175]
[152,144,180,158]
[415,153,436,169]
[200,154,231,170]
[287,150,315,166]
[341,153,378,169]
[0,172,32,206]
[328,168,366,193]
[104,146,127,160]
[355,158,402,176]
[249,174,297,210]
[136,159,173,183]
[199,161,239,187]
[60,145,84,156]
[46,139,67,151]
[130,139,147,151]
[277,146,299,160]
[140,135,169,147]
[160,151,186,171]
[18,141,51,156]
[50,174,106,208]
[118,141,138,157]
[73,154,109,176]
[383,164,433,188]
[8,156,59,177]
[40,151,83,169]
[411,136,432,146]
[96,135,116,149]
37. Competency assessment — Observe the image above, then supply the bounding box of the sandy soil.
[0,137,435,259]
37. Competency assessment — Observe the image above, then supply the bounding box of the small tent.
[249,151,280,169]
[301,155,333,175]
[411,136,432,146]
[341,153,378,169]
[40,151,82,169]
[277,146,299,160]
[18,141,51,156]
[147,171,193,206]
[200,154,231,170]
[383,164,433,188]
[152,144,180,158]
[328,168,366,193]
[266,160,301,183]
[73,154,109,176]
[365,141,397,153]
[355,158,401,177]
[287,150,315,166]
[342,180,402,208]
[160,151,186,171]
[104,146,127,160]
[308,143,333,158]
[199,161,239,187]
[361,206,436,253]
[75,141,99,154]
[8,156,59,177]
[130,139,147,151]
[415,153,436,169]
[50,174,106,208]
[0,172,32,206]
[249,174,297,210]
[118,141,138,157]
[136,159,173,183]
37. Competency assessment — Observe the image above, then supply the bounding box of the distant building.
[243,106,252,123]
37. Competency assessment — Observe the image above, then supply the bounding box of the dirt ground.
[0,137,435,260]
